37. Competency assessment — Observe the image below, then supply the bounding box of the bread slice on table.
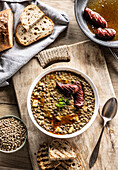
[55,158,83,170]
[37,143,60,170]
[20,5,44,31]
[0,8,13,52]
[15,16,54,46]
[49,139,77,161]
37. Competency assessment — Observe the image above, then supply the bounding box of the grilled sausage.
[56,81,84,108]
[56,82,79,94]
[74,81,84,108]
[84,7,107,28]
[96,28,116,40]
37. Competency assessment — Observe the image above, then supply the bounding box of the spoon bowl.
[102,97,117,120]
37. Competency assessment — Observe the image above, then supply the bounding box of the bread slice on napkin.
[49,139,77,161]
[0,8,13,52]
[55,158,83,170]
[37,143,60,170]
[20,5,44,31]
[15,16,54,46]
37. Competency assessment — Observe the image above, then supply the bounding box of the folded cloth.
[0,0,69,87]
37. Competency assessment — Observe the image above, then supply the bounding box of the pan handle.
[109,48,118,61]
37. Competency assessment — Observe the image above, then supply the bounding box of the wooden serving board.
[12,41,118,170]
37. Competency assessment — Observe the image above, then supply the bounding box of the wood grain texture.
[0,0,118,169]
[12,41,118,170]
[0,103,32,170]
[0,82,16,104]
[0,167,27,170]
[0,141,32,170]
[0,104,18,117]
[102,46,118,99]
[39,0,87,49]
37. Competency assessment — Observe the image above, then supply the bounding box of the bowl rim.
[27,66,99,138]
[0,115,28,153]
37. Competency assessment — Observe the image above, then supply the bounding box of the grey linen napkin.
[0,0,69,87]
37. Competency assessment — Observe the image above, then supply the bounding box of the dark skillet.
[74,0,118,48]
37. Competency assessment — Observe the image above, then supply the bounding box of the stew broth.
[86,0,118,41]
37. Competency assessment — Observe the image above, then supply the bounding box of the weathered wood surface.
[0,0,118,169]
[0,82,16,104]
[0,141,32,170]
[1,0,83,169]
[0,83,32,170]
[12,41,118,170]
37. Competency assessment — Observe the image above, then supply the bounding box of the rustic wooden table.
[0,0,118,170]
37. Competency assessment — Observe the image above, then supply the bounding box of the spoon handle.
[109,48,118,61]
[89,126,105,168]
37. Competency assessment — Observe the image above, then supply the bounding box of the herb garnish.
[56,97,69,108]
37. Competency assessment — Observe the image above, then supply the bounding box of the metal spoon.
[109,48,118,61]
[89,97,117,168]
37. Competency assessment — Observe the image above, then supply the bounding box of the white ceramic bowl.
[27,66,99,138]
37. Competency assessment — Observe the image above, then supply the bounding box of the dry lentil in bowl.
[31,71,95,135]
[0,116,27,152]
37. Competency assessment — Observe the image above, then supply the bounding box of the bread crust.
[37,143,60,170]
[0,8,13,52]
[20,5,45,31]
[15,16,54,46]
[56,157,83,170]
[49,139,77,161]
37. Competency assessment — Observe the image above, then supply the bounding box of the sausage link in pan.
[96,28,116,40]
[84,7,107,28]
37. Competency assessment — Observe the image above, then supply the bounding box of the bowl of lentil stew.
[0,115,27,153]
[27,67,99,138]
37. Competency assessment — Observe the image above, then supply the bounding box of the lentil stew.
[31,71,95,135]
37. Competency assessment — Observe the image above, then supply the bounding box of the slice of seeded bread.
[37,143,60,170]
[15,16,54,46]
[49,139,77,161]
[55,158,83,170]
[20,5,44,31]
